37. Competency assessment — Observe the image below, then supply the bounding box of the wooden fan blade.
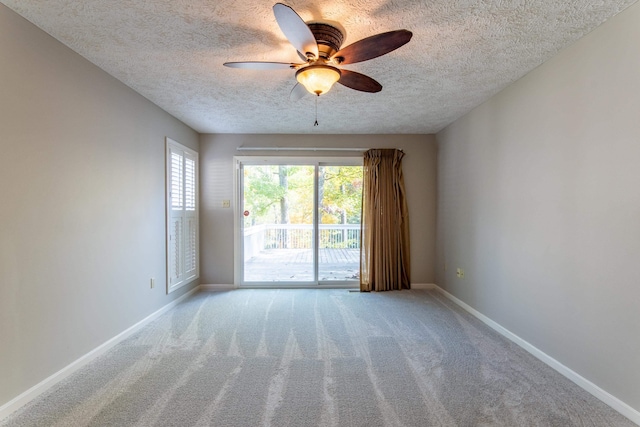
[332,30,412,65]
[296,50,309,62]
[337,69,382,93]
[223,61,300,70]
[273,3,318,59]
[290,83,309,101]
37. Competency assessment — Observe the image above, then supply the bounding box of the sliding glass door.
[236,158,362,286]
[317,165,362,282]
[241,163,315,282]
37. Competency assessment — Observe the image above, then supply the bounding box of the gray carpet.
[1,289,635,426]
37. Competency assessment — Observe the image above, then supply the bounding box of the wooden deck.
[244,248,360,282]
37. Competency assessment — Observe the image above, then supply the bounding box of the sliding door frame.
[233,156,362,288]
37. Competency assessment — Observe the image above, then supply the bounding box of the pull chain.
[314,94,319,127]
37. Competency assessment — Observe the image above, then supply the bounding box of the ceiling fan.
[223,3,413,100]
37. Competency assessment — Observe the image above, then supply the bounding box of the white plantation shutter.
[184,216,197,275]
[166,138,199,293]
[185,156,196,210]
[183,153,198,279]
[171,151,184,209]
[169,216,183,283]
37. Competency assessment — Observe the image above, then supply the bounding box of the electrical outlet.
[150,278,155,289]
[456,268,465,279]
[222,200,231,208]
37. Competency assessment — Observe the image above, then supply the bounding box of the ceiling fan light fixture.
[295,64,341,96]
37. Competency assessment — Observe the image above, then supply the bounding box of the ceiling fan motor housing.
[308,22,344,58]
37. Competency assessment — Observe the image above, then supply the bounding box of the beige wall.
[436,1,640,414]
[200,134,437,285]
[0,5,199,407]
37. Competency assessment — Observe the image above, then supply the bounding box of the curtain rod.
[236,147,403,152]
[236,147,368,152]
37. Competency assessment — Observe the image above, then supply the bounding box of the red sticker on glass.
[243,210,250,217]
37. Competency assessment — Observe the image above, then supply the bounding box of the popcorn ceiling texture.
[2,0,637,134]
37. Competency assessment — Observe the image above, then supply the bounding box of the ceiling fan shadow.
[205,21,284,50]
[370,0,425,17]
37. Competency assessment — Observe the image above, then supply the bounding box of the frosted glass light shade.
[295,65,341,95]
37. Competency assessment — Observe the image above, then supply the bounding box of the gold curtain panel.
[360,149,411,291]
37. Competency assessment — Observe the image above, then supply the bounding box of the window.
[166,138,199,293]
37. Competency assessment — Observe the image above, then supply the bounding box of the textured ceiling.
[2,0,637,134]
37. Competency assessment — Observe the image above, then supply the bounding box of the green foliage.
[243,166,284,226]
[243,164,362,229]
[319,166,362,225]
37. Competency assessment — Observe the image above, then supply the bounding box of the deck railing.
[244,224,361,260]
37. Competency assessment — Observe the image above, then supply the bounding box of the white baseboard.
[201,283,437,291]
[199,284,237,291]
[200,284,360,290]
[203,284,434,291]
[411,283,437,290]
[0,286,199,421]
[434,285,640,426]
